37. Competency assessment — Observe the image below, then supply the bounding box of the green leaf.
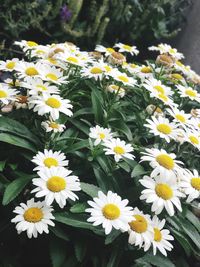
[54,212,104,236]
[141,252,176,267]
[2,173,33,205]
[64,140,89,153]
[131,164,146,178]
[105,230,120,245]
[74,239,87,262]
[81,182,100,198]
[110,119,132,141]
[0,133,36,152]
[185,209,200,232]
[70,202,88,213]
[50,226,69,242]
[91,89,104,124]
[68,118,89,135]
[50,239,66,267]
[0,160,6,171]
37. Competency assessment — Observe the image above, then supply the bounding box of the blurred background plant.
[0,0,191,59]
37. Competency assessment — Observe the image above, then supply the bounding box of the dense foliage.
[0,0,191,56]
[0,40,200,267]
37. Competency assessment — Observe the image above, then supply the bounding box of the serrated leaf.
[131,164,146,177]
[81,182,100,198]
[2,174,33,205]
[70,202,88,213]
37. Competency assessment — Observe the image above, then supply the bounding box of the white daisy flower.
[110,70,136,87]
[0,58,19,72]
[81,63,105,80]
[14,40,39,51]
[15,61,42,79]
[28,94,73,120]
[167,108,191,126]
[176,85,200,102]
[140,148,184,179]
[32,149,69,171]
[144,116,179,143]
[86,190,133,235]
[40,65,67,84]
[180,169,200,202]
[21,77,60,96]
[184,130,200,150]
[149,215,174,256]
[0,83,19,105]
[149,43,184,60]
[11,198,55,238]
[32,167,81,208]
[114,43,139,56]
[89,125,113,146]
[143,78,173,97]
[128,208,153,251]
[106,84,126,98]
[41,120,66,133]
[139,175,184,216]
[95,45,116,56]
[103,138,134,162]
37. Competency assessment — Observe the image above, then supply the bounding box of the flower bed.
[0,40,200,266]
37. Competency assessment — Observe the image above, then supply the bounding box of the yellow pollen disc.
[43,157,58,168]
[36,85,47,91]
[191,178,200,190]
[114,146,125,155]
[118,75,129,83]
[123,44,132,51]
[104,65,112,72]
[154,85,165,94]
[46,73,58,81]
[107,47,115,53]
[198,123,200,129]
[185,89,197,97]
[156,154,174,170]
[36,50,45,54]
[25,67,39,76]
[141,66,152,73]
[27,41,38,47]
[102,204,120,220]
[129,215,148,233]
[158,93,168,102]
[0,90,8,98]
[154,228,162,242]
[156,123,172,134]
[67,56,78,64]
[90,67,103,74]
[169,48,176,54]
[175,114,186,123]
[24,207,43,222]
[155,107,162,113]
[189,135,199,145]
[171,73,183,80]
[47,58,57,64]
[45,97,61,108]
[155,183,173,200]
[47,176,66,192]
[111,85,120,91]
[6,61,15,69]
[130,63,137,69]
[49,122,59,129]
[99,133,105,139]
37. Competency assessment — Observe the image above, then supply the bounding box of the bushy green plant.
[0,40,200,266]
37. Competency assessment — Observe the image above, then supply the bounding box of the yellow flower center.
[6,61,16,69]
[130,63,137,69]
[191,177,200,190]
[176,61,184,67]
[114,146,125,155]
[49,122,59,129]
[171,73,183,80]
[156,154,174,170]
[36,85,47,91]
[45,97,61,108]
[154,85,165,94]
[155,107,162,113]
[141,66,152,73]
[154,228,162,242]
[0,90,8,98]
[185,89,197,98]
[189,135,199,145]
[25,67,39,76]
[156,123,172,134]
[47,176,66,192]
[67,56,78,64]
[27,41,38,47]
[175,114,186,123]
[46,73,58,81]
[158,93,168,102]
[104,65,112,72]
[117,75,129,83]
[24,207,43,222]
[36,50,45,54]
[155,183,173,200]
[99,133,105,139]
[123,44,132,51]
[106,48,115,53]
[129,215,148,233]
[43,157,58,168]
[102,204,120,220]
[90,67,103,74]
[47,58,57,64]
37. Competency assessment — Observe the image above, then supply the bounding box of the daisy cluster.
[0,40,199,257]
